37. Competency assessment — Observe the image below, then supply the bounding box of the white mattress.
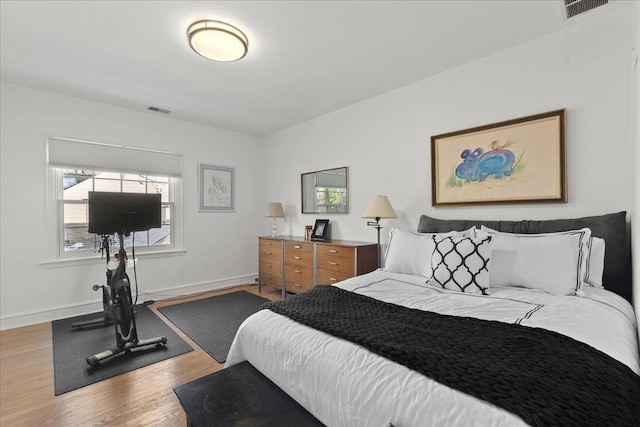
[227,270,639,426]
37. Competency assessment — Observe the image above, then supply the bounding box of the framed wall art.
[198,163,235,212]
[430,109,567,207]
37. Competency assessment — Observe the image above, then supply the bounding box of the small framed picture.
[311,219,330,241]
[199,163,235,212]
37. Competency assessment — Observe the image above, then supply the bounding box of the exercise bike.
[79,231,167,367]
[71,235,117,329]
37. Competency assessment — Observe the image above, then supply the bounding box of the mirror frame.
[301,166,349,214]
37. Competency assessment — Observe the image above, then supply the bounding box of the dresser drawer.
[316,253,354,275]
[260,239,283,259]
[316,268,353,285]
[285,275,313,293]
[316,245,355,259]
[284,264,313,291]
[285,250,313,267]
[285,241,313,254]
[259,251,282,268]
[260,260,281,275]
[285,264,313,280]
[285,280,313,293]
[259,269,282,287]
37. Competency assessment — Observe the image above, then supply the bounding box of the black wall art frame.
[311,219,330,241]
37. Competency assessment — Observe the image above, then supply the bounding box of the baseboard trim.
[0,273,257,331]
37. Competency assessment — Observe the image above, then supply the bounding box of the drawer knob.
[266,264,272,268]
[294,269,301,273]
[330,262,337,266]
[330,277,337,282]
[294,283,302,287]
[266,251,272,255]
[330,249,338,253]
[294,256,301,260]
[294,245,301,249]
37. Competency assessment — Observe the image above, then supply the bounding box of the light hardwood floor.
[0,284,282,426]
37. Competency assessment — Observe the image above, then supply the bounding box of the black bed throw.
[263,286,640,427]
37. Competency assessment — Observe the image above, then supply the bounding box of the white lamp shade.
[265,202,285,218]
[362,195,397,219]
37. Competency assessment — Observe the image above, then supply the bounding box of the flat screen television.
[88,191,162,236]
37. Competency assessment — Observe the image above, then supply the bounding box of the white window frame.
[43,137,184,264]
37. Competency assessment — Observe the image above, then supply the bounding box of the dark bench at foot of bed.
[173,361,324,427]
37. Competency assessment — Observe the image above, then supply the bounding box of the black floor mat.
[52,304,193,395]
[158,291,269,363]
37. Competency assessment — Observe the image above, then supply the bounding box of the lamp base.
[366,217,382,268]
[271,218,277,237]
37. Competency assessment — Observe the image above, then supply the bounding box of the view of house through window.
[62,169,172,253]
[315,186,347,213]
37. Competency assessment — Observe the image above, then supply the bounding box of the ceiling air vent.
[564,0,608,19]
[147,106,171,114]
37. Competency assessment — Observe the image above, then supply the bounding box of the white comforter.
[227,270,639,426]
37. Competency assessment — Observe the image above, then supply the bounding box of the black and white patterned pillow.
[428,235,492,295]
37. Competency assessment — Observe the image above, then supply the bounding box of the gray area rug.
[158,291,269,363]
[52,304,193,395]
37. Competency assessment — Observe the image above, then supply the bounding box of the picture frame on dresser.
[311,219,330,241]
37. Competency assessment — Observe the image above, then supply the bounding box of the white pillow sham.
[478,226,592,295]
[584,237,605,288]
[384,228,474,276]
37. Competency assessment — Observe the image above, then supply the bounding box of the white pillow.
[584,237,605,288]
[427,235,492,295]
[479,226,592,295]
[384,228,475,276]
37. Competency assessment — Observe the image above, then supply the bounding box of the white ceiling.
[0,1,616,136]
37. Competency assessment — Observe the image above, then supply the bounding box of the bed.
[227,212,639,426]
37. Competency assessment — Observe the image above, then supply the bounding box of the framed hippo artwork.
[430,109,567,206]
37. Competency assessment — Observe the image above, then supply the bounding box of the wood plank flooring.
[0,284,281,427]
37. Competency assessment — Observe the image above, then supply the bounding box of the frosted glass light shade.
[362,195,397,219]
[187,20,248,62]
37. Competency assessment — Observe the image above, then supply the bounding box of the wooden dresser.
[258,237,284,296]
[258,236,377,297]
[284,240,315,293]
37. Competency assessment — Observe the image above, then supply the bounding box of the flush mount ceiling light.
[187,20,248,62]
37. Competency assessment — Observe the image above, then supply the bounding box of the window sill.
[39,248,186,269]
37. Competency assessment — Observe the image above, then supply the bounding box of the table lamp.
[362,195,397,267]
[265,202,285,237]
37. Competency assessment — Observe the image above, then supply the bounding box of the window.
[61,169,175,253]
[315,186,347,213]
[47,137,182,260]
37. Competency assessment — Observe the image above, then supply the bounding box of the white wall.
[262,8,637,302]
[0,82,263,329]
[632,1,640,328]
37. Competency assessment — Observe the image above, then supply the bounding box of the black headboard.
[417,211,631,302]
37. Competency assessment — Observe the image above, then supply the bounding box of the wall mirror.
[301,167,348,213]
